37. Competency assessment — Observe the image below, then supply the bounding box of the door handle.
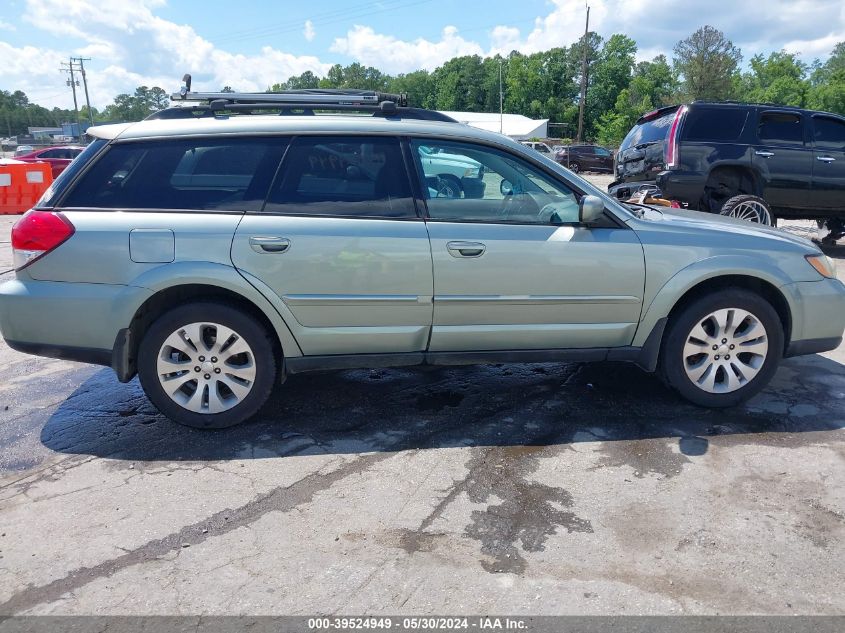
[446,241,486,258]
[755,150,775,158]
[816,156,836,163]
[249,236,291,254]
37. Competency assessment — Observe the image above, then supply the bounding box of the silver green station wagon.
[2,88,844,428]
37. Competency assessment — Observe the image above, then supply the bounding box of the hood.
[632,206,820,253]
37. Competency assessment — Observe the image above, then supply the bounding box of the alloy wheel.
[720,199,772,225]
[682,308,769,394]
[156,321,257,414]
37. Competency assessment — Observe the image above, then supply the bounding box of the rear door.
[810,115,845,212]
[752,110,813,210]
[231,135,434,356]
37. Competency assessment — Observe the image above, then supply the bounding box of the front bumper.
[782,277,845,357]
[0,278,151,366]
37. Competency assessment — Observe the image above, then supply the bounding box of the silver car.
[2,91,844,428]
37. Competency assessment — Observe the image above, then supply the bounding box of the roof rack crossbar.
[171,89,409,108]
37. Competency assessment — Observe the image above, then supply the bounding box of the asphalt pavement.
[0,179,844,616]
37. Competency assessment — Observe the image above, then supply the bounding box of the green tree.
[594,55,676,146]
[674,25,742,100]
[586,34,638,137]
[807,42,845,114]
[741,51,809,106]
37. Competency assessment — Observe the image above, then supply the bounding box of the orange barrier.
[0,161,54,214]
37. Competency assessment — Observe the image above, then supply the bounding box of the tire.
[719,194,774,226]
[137,302,277,428]
[568,162,581,174]
[660,289,783,408]
[435,174,463,198]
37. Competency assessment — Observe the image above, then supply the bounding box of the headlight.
[463,167,479,178]
[805,254,837,279]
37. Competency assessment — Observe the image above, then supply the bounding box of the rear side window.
[264,136,415,218]
[758,112,804,145]
[813,116,845,150]
[35,139,107,209]
[61,137,286,211]
[619,109,677,151]
[682,107,748,142]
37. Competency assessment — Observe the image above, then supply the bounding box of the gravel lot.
[0,174,844,616]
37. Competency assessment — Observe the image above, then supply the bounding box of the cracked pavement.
[0,187,844,615]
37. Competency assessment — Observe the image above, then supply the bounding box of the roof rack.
[147,73,457,123]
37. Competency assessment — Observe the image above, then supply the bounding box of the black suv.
[555,144,614,173]
[608,102,845,238]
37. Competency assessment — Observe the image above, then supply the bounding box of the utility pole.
[72,57,94,128]
[499,59,504,134]
[576,4,590,143]
[60,59,81,138]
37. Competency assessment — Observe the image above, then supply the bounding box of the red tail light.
[11,210,75,270]
[665,106,688,169]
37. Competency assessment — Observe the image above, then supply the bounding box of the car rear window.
[682,107,748,142]
[619,109,677,152]
[60,137,286,211]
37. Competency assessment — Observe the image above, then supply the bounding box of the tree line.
[3,25,845,146]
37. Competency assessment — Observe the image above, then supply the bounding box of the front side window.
[412,139,580,224]
[758,112,804,146]
[264,136,415,218]
[813,116,845,150]
[61,137,286,211]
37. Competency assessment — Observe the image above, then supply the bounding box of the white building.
[438,111,549,140]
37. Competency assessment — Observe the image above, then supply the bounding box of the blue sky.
[1,0,844,110]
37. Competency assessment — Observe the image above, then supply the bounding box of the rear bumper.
[782,277,845,357]
[0,278,151,369]
[609,171,706,206]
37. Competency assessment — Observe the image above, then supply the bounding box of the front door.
[811,115,845,212]
[231,136,433,356]
[409,139,645,352]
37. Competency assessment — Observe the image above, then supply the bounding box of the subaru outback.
[1,88,844,428]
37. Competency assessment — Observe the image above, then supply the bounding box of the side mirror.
[579,195,605,223]
[500,179,513,196]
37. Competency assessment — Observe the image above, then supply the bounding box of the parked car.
[12,145,34,157]
[608,102,845,236]
[1,89,843,429]
[555,144,614,173]
[15,146,85,178]
[519,141,554,155]
[417,144,485,198]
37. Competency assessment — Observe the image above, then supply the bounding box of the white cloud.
[0,19,16,31]
[330,25,484,74]
[3,0,332,108]
[304,19,315,42]
[332,0,845,73]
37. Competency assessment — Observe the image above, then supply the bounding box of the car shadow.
[40,352,845,463]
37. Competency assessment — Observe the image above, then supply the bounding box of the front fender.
[633,254,795,347]
[127,261,303,357]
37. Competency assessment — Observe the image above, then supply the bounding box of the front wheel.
[719,194,774,226]
[138,302,277,428]
[660,290,783,407]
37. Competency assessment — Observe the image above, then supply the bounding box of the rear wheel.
[138,302,277,428]
[567,162,581,174]
[660,289,783,407]
[719,194,774,226]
